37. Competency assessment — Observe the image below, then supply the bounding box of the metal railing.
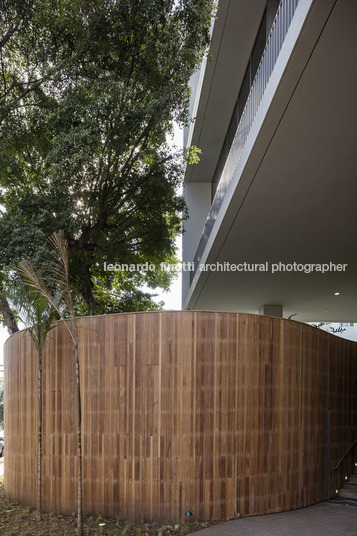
[332,439,357,470]
[190,0,300,284]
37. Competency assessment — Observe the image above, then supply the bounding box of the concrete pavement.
[193,502,357,536]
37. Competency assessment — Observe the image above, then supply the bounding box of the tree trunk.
[80,266,97,315]
[37,348,43,520]
[75,343,82,533]
[0,298,19,334]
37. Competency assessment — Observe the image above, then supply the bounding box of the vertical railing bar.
[327,408,331,500]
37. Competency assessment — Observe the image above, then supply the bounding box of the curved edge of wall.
[4,311,357,521]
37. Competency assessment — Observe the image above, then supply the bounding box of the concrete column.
[182,182,212,305]
[259,304,283,318]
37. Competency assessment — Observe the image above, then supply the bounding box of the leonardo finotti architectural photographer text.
[103,261,348,274]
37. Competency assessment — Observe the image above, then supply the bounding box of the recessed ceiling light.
[334,292,340,296]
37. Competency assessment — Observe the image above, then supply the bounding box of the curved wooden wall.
[4,311,357,521]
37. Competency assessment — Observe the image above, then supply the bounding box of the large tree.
[0,0,214,326]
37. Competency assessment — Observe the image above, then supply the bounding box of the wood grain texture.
[4,311,357,521]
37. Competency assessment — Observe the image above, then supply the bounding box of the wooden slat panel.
[4,311,357,521]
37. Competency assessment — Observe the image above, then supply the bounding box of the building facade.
[182,0,357,323]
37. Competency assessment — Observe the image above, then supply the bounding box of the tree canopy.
[0,0,215,328]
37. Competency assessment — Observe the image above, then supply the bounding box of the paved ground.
[193,503,357,536]
[0,458,3,477]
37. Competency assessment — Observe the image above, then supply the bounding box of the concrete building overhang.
[184,0,267,182]
[184,0,357,322]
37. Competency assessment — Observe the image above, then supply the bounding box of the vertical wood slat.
[4,311,357,521]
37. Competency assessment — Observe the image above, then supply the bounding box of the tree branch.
[0,23,20,50]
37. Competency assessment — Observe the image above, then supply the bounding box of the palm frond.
[49,231,74,314]
[17,254,76,346]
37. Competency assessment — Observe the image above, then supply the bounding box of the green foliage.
[0,0,214,321]
[185,145,202,165]
[7,278,58,352]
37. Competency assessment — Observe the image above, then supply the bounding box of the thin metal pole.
[327,408,331,499]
